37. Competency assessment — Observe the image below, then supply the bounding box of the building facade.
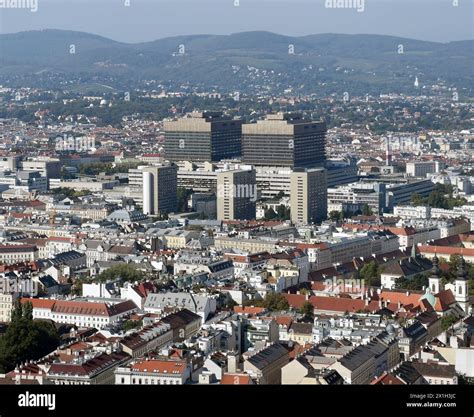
[242,113,326,168]
[291,168,327,224]
[164,111,243,162]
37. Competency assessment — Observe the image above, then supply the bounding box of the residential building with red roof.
[21,297,138,329]
[115,359,190,385]
[47,351,130,385]
[220,372,253,385]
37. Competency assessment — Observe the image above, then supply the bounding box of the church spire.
[457,257,468,281]
[431,255,440,277]
[429,255,441,294]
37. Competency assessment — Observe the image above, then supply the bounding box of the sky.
[0,0,473,43]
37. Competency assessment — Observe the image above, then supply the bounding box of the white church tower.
[455,257,470,314]
[428,255,441,294]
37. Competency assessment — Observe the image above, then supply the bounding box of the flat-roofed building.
[242,113,326,168]
[406,161,443,177]
[291,168,327,224]
[142,164,178,216]
[164,111,243,162]
[217,168,256,221]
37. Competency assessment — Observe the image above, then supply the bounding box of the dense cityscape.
[0,0,473,414]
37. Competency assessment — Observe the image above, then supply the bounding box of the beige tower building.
[164,111,243,162]
[142,165,178,215]
[242,113,326,168]
[290,168,327,224]
[217,169,256,221]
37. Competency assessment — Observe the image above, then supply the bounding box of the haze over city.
[0,0,473,414]
[0,0,472,43]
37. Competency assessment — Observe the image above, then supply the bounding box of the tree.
[362,204,373,216]
[329,210,340,222]
[226,298,238,310]
[339,210,347,222]
[300,301,314,319]
[243,293,289,311]
[96,264,144,283]
[177,188,193,213]
[411,193,425,206]
[441,314,458,331]
[10,301,23,322]
[394,273,428,291]
[0,302,60,373]
[264,208,277,220]
[448,254,463,275]
[276,204,290,220]
[427,191,447,209]
[122,320,142,332]
[359,261,380,287]
[22,301,33,320]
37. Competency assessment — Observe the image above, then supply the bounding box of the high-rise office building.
[242,113,326,168]
[290,168,327,224]
[142,165,178,215]
[164,111,243,162]
[217,169,256,221]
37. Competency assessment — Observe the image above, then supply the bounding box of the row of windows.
[125,377,181,385]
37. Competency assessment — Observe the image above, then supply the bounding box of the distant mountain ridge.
[1,30,472,95]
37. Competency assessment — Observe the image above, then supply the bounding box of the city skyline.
[0,0,472,410]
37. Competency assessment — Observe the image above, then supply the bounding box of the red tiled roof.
[283,294,307,309]
[378,290,423,307]
[342,223,417,236]
[21,298,137,317]
[371,373,404,385]
[48,352,129,377]
[221,373,252,385]
[312,281,328,291]
[133,282,155,298]
[418,245,474,257]
[234,306,265,315]
[131,359,186,374]
[435,290,456,312]
[309,296,368,313]
[21,298,55,309]
[275,315,293,328]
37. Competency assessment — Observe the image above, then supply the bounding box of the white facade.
[394,205,431,220]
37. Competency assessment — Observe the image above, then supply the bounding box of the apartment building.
[21,298,138,329]
[115,359,190,385]
[243,343,290,384]
[290,168,327,224]
[0,244,38,264]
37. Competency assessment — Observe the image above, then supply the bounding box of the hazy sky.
[0,0,473,43]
